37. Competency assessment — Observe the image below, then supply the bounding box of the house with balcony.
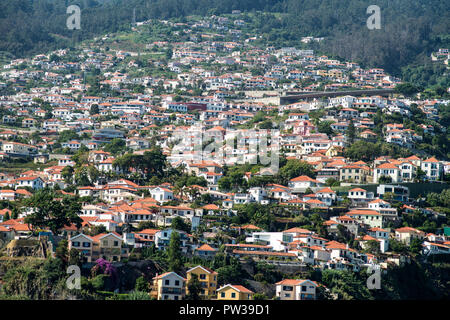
[14,176,44,190]
[68,232,129,262]
[421,157,443,181]
[151,272,186,300]
[339,165,370,183]
[275,279,318,300]
[373,163,401,183]
[395,227,425,245]
[186,265,218,298]
[346,209,383,228]
[347,188,375,206]
[288,175,324,193]
[195,243,218,259]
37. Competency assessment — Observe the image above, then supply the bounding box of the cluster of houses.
[149,267,320,301]
[0,14,449,300]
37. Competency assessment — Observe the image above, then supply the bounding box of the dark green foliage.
[170,216,191,233]
[186,273,203,300]
[103,138,128,156]
[278,159,316,185]
[395,83,421,97]
[217,257,248,286]
[344,141,412,162]
[167,231,183,273]
[321,269,373,300]
[23,189,82,234]
[113,147,167,180]
[135,276,149,292]
[346,120,356,144]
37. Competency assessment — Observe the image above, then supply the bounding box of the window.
[165,280,170,285]
[113,241,119,246]
[231,292,236,298]
[200,274,206,280]
[72,241,80,247]
[175,280,180,286]
[301,286,307,291]
[82,242,91,248]
[221,292,225,298]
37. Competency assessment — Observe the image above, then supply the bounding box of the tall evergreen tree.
[167,231,183,274]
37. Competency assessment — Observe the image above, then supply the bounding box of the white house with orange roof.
[397,160,416,182]
[195,243,218,259]
[346,209,383,228]
[97,157,120,173]
[325,240,360,263]
[368,199,397,216]
[421,157,443,181]
[151,272,186,300]
[367,227,390,252]
[150,186,174,203]
[395,227,425,245]
[347,187,374,206]
[14,176,44,190]
[315,187,336,206]
[373,162,401,183]
[275,279,318,300]
[288,175,324,193]
[422,241,450,255]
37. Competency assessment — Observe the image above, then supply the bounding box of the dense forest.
[0,0,449,85]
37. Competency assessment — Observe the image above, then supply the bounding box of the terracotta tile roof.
[218,284,254,294]
[196,244,217,252]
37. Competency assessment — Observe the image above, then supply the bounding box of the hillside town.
[0,14,449,301]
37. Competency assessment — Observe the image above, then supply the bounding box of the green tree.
[90,104,99,115]
[186,273,203,300]
[103,138,127,155]
[69,248,82,267]
[168,231,183,273]
[346,119,356,144]
[135,276,149,292]
[253,293,267,300]
[278,159,315,185]
[317,121,334,135]
[410,238,423,255]
[171,216,191,233]
[23,190,82,234]
[55,240,69,267]
[395,83,420,97]
[61,166,74,184]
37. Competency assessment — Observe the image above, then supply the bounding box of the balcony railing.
[161,288,183,295]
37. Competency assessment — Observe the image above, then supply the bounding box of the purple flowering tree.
[91,258,119,285]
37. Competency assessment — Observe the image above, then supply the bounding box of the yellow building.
[217,284,254,300]
[186,265,218,297]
